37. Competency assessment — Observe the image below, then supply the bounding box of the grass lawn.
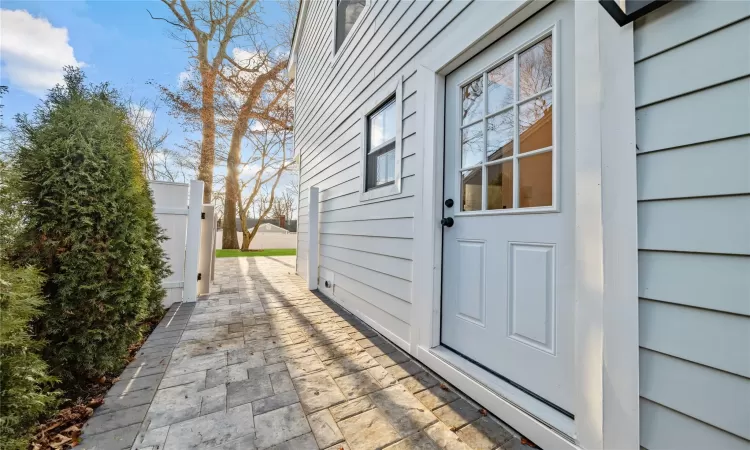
[215,248,296,258]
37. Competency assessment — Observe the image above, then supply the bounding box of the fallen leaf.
[479,408,488,416]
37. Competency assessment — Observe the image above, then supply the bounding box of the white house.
[289,1,750,449]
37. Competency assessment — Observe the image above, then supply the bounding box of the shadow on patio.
[81,256,526,450]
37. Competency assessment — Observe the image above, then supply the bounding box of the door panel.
[441,0,575,414]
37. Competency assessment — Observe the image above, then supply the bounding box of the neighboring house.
[289,1,749,449]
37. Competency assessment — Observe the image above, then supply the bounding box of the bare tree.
[233,125,293,250]
[271,191,294,221]
[150,0,260,202]
[217,50,294,249]
[127,99,192,182]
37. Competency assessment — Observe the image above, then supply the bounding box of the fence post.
[198,204,214,295]
[211,217,217,282]
[307,186,319,290]
[183,180,203,302]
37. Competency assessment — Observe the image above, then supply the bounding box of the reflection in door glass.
[519,36,553,100]
[519,151,552,207]
[462,78,484,125]
[487,60,514,114]
[461,169,482,211]
[461,122,483,168]
[487,162,513,210]
[519,92,553,153]
[487,111,514,161]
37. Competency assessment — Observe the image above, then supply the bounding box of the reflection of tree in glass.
[519,93,552,135]
[487,112,513,161]
[519,37,552,99]
[461,124,483,166]
[487,61,514,113]
[462,78,483,124]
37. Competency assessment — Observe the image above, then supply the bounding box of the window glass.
[366,96,397,191]
[369,100,396,149]
[487,111,513,161]
[336,0,366,51]
[519,36,553,100]
[462,78,483,125]
[519,92,553,153]
[461,122,483,168]
[487,60,514,114]
[375,150,395,185]
[456,34,555,211]
[519,151,552,207]
[487,162,513,210]
[461,169,482,211]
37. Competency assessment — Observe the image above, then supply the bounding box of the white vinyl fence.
[150,180,204,306]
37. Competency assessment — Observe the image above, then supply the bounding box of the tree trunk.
[198,57,216,203]
[241,230,251,250]
[221,111,249,250]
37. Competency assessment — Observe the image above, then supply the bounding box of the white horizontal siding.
[635,3,750,448]
[640,398,750,450]
[638,251,750,316]
[636,136,750,201]
[294,0,511,352]
[639,349,750,439]
[637,196,750,255]
[639,299,750,377]
[635,77,750,153]
[633,0,750,62]
[634,18,750,107]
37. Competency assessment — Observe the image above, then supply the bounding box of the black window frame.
[365,96,397,191]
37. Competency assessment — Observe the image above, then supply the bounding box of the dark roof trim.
[599,0,670,26]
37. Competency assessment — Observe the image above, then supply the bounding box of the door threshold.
[422,345,576,441]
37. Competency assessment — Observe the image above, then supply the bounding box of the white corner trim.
[288,0,309,79]
[359,78,403,202]
[306,186,319,290]
[572,3,639,450]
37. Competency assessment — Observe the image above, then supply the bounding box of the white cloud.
[250,121,266,132]
[127,103,154,129]
[177,70,191,87]
[0,9,85,96]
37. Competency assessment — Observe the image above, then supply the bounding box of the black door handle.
[441,217,454,227]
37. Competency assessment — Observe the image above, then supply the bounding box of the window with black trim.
[335,0,366,51]
[365,97,397,191]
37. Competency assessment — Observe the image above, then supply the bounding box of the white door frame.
[410,1,639,449]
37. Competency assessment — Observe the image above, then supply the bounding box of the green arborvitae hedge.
[13,68,170,389]
[0,161,59,450]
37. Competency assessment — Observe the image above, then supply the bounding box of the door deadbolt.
[444,198,454,208]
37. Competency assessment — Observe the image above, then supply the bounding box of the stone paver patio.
[80,256,524,450]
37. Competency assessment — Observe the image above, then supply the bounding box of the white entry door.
[441,1,574,415]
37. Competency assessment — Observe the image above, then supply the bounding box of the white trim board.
[410,1,640,449]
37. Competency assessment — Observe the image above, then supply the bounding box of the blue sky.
[1,1,193,149]
[1,0,291,185]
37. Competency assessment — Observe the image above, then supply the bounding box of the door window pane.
[487,162,513,210]
[519,36,553,100]
[518,92,552,153]
[461,168,482,211]
[487,111,514,161]
[461,122,483,168]
[369,100,396,149]
[519,151,552,208]
[462,78,484,125]
[487,60,514,114]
